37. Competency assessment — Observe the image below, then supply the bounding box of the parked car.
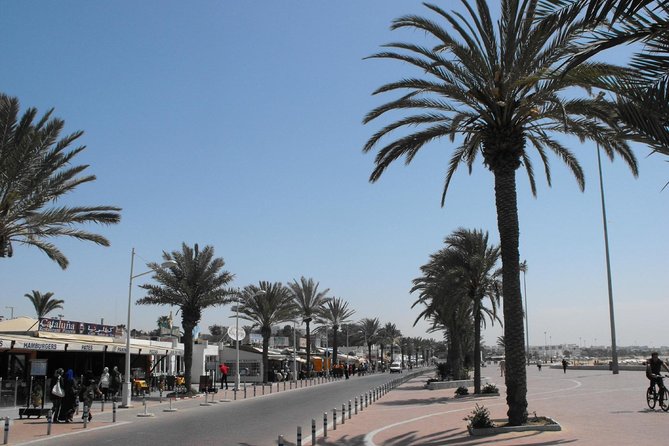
[389,362,402,373]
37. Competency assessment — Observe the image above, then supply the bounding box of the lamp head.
[161,260,177,269]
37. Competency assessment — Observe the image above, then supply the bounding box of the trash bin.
[198,375,212,393]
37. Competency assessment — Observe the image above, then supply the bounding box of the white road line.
[15,421,130,445]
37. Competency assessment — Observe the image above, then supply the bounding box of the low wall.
[426,377,491,390]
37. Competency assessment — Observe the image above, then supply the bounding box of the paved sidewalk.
[3,368,668,445]
[316,366,669,445]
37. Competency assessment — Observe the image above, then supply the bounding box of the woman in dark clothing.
[59,369,77,422]
[51,368,64,422]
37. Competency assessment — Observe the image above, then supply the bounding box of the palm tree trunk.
[448,329,464,379]
[493,167,528,425]
[367,342,372,369]
[305,319,311,375]
[261,326,271,383]
[474,304,482,393]
[182,321,195,391]
[333,326,339,364]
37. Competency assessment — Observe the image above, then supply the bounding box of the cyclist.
[646,352,669,402]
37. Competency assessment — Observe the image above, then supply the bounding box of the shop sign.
[14,340,65,351]
[38,318,117,337]
[67,343,106,352]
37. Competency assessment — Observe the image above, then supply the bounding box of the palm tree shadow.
[382,429,578,446]
[378,396,452,406]
[314,428,579,445]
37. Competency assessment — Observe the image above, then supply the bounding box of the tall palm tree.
[441,228,502,393]
[24,290,64,319]
[137,243,234,391]
[319,297,355,365]
[358,317,381,366]
[0,94,121,269]
[287,277,329,374]
[237,281,295,383]
[363,1,637,424]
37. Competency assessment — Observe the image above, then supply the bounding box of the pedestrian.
[537,360,542,371]
[50,368,65,422]
[109,366,122,400]
[219,363,229,389]
[562,359,568,373]
[499,359,505,377]
[59,369,77,422]
[79,372,102,422]
[99,367,110,401]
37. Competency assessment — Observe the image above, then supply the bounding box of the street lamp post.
[597,144,619,374]
[234,299,240,391]
[121,248,176,408]
[521,260,529,365]
[232,290,265,392]
[293,320,298,382]
[544,331,547,361]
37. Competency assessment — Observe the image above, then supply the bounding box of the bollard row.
[276,368,425,445]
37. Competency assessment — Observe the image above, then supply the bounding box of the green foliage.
[24,290,64,319]
[436,362,451,380]
[481,383,499,394]
[465,404,495,429]
[137,243,235,389]
[0,94,121,268]
[455,386,469,396]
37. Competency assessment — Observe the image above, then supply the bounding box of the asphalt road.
[31,372,419,446]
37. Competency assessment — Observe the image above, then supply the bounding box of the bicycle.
[646,374,669,411]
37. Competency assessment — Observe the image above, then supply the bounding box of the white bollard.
[163,397,178,412]
[4,416,10,444]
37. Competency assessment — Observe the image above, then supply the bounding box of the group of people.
[50,366,123,423]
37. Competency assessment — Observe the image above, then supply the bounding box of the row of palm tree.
[362,0,655,425]
[135,244,365,388]
[412,228,502,393]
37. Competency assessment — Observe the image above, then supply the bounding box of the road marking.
[16,421,130,445]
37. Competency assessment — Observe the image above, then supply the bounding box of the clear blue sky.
[1,1,667,350]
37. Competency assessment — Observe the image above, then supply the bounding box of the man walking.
[219,363,230,390]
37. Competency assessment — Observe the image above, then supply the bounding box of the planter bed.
[468,417,561,436]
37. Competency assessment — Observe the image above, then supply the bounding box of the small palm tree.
[24,290,64,319]
[382,322,402,365]
[442,228,502,393]
[412,252,473,380]
[319,297,355,365]
[137,243,234,391]
[237,282,295,383]
[287,277,329,374]
[0,94,121,269]
[358,317,381,367]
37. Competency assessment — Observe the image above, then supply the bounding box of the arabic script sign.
[38,318,117,337]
